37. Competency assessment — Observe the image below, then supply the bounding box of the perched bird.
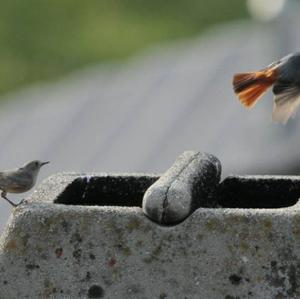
[233,53,300,123]
[0,160,49,207]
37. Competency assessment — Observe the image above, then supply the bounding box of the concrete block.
[142,151,221,224]
[0,168,300,298]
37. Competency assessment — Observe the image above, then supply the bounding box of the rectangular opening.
[217,176,300,208]
[55,174,300,209]
[54,175,159,207]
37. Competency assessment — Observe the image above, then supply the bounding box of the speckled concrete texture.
[0,172,300,298]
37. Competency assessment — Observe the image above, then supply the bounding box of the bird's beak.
[41,161,50,166]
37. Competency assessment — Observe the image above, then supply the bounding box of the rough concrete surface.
[0,171,300,298]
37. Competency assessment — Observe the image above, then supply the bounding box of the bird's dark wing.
[272,80,294,95]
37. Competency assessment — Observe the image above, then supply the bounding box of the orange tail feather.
[233,68,277,108]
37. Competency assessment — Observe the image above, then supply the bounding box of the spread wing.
[272,82,300,123]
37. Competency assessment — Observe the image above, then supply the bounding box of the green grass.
[0,0,248,95]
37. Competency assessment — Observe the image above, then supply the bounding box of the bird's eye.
[35,162,39,167]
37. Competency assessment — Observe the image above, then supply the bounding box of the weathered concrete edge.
[22,171,300,215]
[224,175,300,181]
[3,198,300,243]
[27,172,161,204]
[4,170,299,245]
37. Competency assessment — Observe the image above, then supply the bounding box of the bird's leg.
[1,191,17,207]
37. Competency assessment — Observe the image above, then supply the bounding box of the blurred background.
[0,0,299,231]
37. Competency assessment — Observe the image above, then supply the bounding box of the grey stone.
[1,172,300,298]
[142,151,221,225]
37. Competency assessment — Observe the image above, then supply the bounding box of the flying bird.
[0,160,49,207]
[233,53,300,123]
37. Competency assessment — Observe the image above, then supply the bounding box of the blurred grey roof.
[1,6,300,230]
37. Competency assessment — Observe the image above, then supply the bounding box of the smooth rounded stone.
[142,151,221,224]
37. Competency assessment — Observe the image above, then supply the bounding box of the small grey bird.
[0,160,49,207]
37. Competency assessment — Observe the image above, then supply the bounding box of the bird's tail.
[233,68,278,108]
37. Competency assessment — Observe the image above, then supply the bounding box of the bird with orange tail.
[233,53,300,124]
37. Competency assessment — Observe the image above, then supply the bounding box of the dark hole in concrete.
[55,175,159,207]
[229,274,242,285]
[218,176,300,208]
[87,285,104,298]
[55,174,300,209]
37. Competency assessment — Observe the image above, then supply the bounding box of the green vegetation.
[0,1,248,95]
